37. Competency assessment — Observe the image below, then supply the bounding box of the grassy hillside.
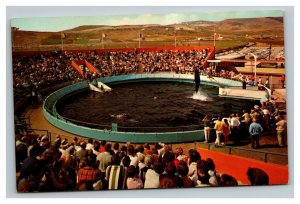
[11,17,284,52]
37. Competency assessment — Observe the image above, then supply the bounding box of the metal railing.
[60,115,203,133]
[201,142,288,163]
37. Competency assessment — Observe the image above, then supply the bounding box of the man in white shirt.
[230,114,241,145]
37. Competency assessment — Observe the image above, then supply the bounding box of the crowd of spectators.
[13,54,82,91]
[81,48,210,77]
[12,48,211,102]
[16,135,270,192]
[201,99,286,149]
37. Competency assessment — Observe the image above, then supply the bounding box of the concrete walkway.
[24,105,81,140]
[24,104,288,166]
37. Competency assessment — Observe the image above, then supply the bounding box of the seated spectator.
[159,176,177,189]
[121,155,131,168]
[144,143,152,155]
[99,140,107,153]
[247,167,269,185]
[161,151,175,166]
[86,138,94,150]
[92,140,101,156]
[188,149,201,184]
[195,159,211,187]
[218,174,238,186]
[127,145,138,167]
[97,143,112,173]
[159,162,183,188]
[175,147,187,162]
[76,141,88,162]
[177,161,194,188]
[206,158,219,186]
[106,154,127,190]
[126,165,143,189]
[113,143,120,155]
[144,161,165,189]
[77,154,102,190]
[139,155,151,184]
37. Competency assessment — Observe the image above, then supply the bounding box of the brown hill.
[11,17,284,51]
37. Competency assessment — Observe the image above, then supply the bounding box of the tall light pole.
[249,53,257,85]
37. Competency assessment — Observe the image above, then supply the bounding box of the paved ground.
[23,104,288,166]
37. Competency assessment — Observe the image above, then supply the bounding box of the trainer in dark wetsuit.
[194,67,200,93]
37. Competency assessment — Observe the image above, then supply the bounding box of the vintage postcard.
[11,8,288,193]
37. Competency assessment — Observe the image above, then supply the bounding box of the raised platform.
[219,86,269,101]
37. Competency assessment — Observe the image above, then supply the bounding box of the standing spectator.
[230,114,241,145]
[280,74,285,88]
[249,74,255,86]
[242,110,251,125]
[222,119,231,145]
[264,78,270,88]
[270,105,280,127]
[214,116,223,146]
[202,115,211,143]
[242,77,247,89]
[249,117,264,149]
[262,106,271,130]
[276,115,287,147]
[258,77,263,90]
[106,154,127,190]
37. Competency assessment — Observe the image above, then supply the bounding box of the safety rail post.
[264,152,268,162]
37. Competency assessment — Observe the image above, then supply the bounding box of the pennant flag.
[61,32,66,39]
[139,33,143,38]
[102,33,107,38]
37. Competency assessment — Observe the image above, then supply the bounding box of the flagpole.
[213,26,216,47]
[174,28,176,48]
[61,38,64,51]
[102,33,104,49]
[139,32,141,48]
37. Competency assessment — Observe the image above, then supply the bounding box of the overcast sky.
[10,8,283,32]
